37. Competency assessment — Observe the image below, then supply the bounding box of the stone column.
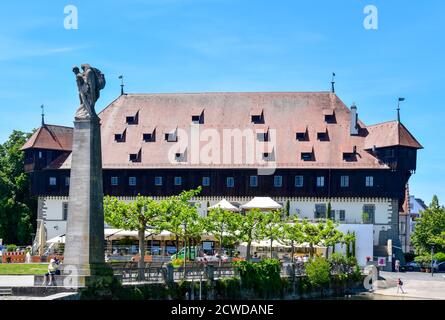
[63,116,106,280]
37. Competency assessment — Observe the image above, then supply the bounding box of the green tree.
[232,208,265,261]
[282,218,304,262]
[103,195,164,279]
[343,232,356,258]
[260,210,284,259]
[305,257,331,292]
[301,219,321,258]
[285,200,290,219]
[203,207,237,258]
[0,130,36,245]
[159,188,203,271]
[318,219,344,259]
[411,195,445,256]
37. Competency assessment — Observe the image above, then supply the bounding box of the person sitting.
[42,258,59,286]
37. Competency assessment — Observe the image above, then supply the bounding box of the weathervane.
[41,104,45,126]
[331,72,336,93]
[119,75,125,95]
[397,97,405,122]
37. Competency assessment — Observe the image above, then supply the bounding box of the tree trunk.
[246,241,252,261]
[175,234,179,254]
[138,228,145,280]
[291,240,295,263]
[270,236,273,259]
[183,237,187,278]
[309,244,314,259]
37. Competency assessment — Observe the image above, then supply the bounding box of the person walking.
[395,259,400,272]
[397,278,406,294]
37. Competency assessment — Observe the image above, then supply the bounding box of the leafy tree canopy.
[0,130,36,245]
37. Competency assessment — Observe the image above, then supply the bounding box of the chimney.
[350,103,359,135]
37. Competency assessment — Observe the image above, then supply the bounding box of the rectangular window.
[143,133,155,142]
[114,132,126,143]
[202,177,210,187]
[65,176,70,187]
[49,177,57,186]
[39,151,43,159]
[111,176,118,186]
[301,152,313,161]
[295,175,304,188]
[129,152,141,162]
[165,132,177,142]
[191,115,203,124]
[250,176,258,187]
[296,132,308,141]
[340,175,349,188]
[154,176,163,186]
[363,205,375,224]
[317,132,329,141]
[62,202,69,221]
[315,204,327,219]
[129,177,137,186]
[126,116,136,124]
[274,175,283,187]
[365,176,374,187]
[174,177,182,186]
[226,177,234,188]
[257,132,269,142]
[251,115,264,124]
[316,176,325,187]
[339,210,346,222]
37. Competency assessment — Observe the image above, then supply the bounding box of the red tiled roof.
[20,125,73,151]
[364,121,423,150]
[25,92,421,170]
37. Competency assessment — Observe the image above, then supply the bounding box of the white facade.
[37,195,396,265]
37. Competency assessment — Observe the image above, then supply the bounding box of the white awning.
[46,234,66,244]
[240,197,282,210]
[208,199,240,212]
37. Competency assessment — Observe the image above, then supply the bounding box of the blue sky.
[0,0,443,203]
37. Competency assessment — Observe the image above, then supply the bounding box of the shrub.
[6,244,17,252]
[433,252,445,262]
[305,257,331,288]
[233,259,282,298]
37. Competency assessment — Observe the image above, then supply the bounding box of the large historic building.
[21,91,422,266]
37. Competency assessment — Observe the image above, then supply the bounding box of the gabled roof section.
[21,125,73,151]
[364,121,423,150]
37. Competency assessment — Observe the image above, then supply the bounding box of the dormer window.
[295,125,309,141]
[301,152,314,161]
[191,108,204,124]
[323,109,336,124]
[256,126,269,142]
[300,146,314,161]
[316,127,329,141]
[143,128,156,142]
[126,111,139,125]
[174,147,187,162]
[342,146,357,162]
[114,129,126,143]
[165,128,178,142]
[251,108,264,124]
[343,153,356,162]
[129,149,141,162]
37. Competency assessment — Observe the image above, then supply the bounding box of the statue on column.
[72,64,106,119]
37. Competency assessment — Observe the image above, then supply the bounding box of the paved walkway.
[0,275,34,287]
[374,272,445,300]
